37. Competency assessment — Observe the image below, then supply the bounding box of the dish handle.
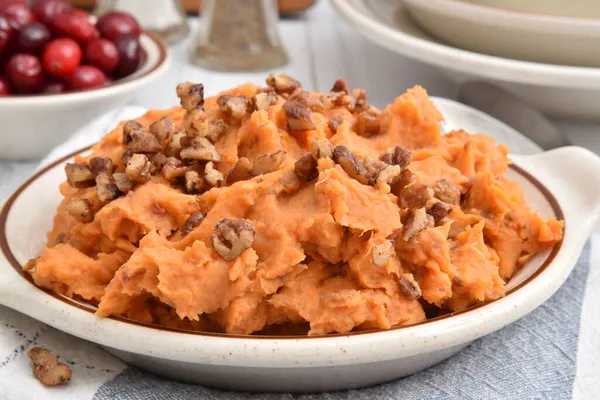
[513,146,600,231]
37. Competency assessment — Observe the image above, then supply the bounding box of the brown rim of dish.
[0,31,168,100]
[0,147,564,339]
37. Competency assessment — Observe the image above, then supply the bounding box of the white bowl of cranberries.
[0,0,170,160]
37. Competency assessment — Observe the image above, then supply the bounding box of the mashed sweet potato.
[26,75,563,335]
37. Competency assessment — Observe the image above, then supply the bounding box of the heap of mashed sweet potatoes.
[26,75,563,335]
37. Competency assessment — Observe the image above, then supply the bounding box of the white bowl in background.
[403,0,600,67]
[331,0,600,121]
[0,32,170,161]
[0,135,598,391]
[467,0,600,19]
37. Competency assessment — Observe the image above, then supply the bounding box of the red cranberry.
[96,11,141,41]
[113,34,141,78]
[31,0,72,25]
[52,11,97,44]
[0,75,11,95]
[42,37,81,77]
[1,2,36,31]
[42,80,66,94]
[16,22,50,55]
[84,38,119,74]
[68,65,106,90]
[5,53,44,93]
[0,15,15,58]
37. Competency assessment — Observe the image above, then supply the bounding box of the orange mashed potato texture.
[27,78,563,336]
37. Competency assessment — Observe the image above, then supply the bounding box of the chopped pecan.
[27,347,72,387]
[363,156,386,181]
[182,212,204,235]
[283,101,315,131]
[390,169,416,195]
[326,91,352,108]
[330,78,349,94]
[428,201,453,224]
[183,108,207,137]
[290,91,325,113]
[121,148,133,165]
[130,131,163,153]
[227,157,253,184]
[402,207,434,241]
[399,273,422,300]
[200,119,228,142]
[333,146,372,185]
[180,137,222,161]
[113,172,133,193]
[217,95,252,120]
[122,120,143,144]
[433,179,461,205]
[376,164,402,185]
[294,153,318,182]
[89,157,113,176]
[65,198,94,223]
[397,183,434,209]
[161,157,187,180]
[266,73,301,94]
[176,81,204,111]
[251,150,286,176]
[126,153,152,183]
[185,170,204,193]
[65,163,95,188]
[380,146,413,168]
[211,218,255,260]
[95,172,120,202]
[204,161,224,187]
[252,91,279,111]
[149,117,176,142]
[348,88,368,112]
[311,139,334,160]
[328,116,343,132]
[149,153,167,173]
[355,111,380,136]
[372,240,393,267]
[165,131,186,158]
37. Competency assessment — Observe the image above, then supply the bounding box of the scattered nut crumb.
[205,161,224,187]
[266,73,301,94]
[397,183,434,209]
[402,207,434,241]
[333,145,372,185]
[27,347,72,387]
[372,240,393,267]
[399,273,422,300]
[126,154,152,183]
[65,198,94,223]
[149,117,176,142]
[113,172,133,194]
[177,82,204,111]
[217,95,252,120]
[180,137,222,161]
[95,172,120,202]
[251,150,286,176]
[181,212,204,235]
[64,163,95,188]
[227,157,253,184]
[185,170,204,193]
[380,146,413,168]
[211,218,255,260]
[294,153,318,182]
[428,201,453,224]
[433,179,461,205]
[130,131,163,153]
[122,120,143,144]
[311,140,334,160]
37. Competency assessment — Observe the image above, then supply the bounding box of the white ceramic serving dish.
[0,32,170,161]
[403,0,600,67]
[331,0,600,121]
[467,0,600,19]
[0,135,599,391]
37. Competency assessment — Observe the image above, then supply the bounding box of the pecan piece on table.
[294,153,318,182]
[95,172,120,202]
[181,212,204,236]
[266,73,301,95]
[311,139,334,160]
[180,137,222,161]
[402,207,434,241]
[217,95,253,120]
[380,146,413,168]
[251,150,287,176]
[130,131,163,153]
[176,81,204,111]
[126,153,152,183]
[399,273,422,300]
[65,198,94,223]
[433,179,461,205]
[161,157,187,181]
[113,172,133,194]
[227,157,253,184]
[65,163,95,188]
[204,161,224,187]
[185,170,204,193]
[27,347,72,387]
[397,183,434,209]
[372,240,393,267]
[332,145,372,185]
[149,116,176,142]
[122,120,143,144]
[211,218,255,260]
[428,201,453,224]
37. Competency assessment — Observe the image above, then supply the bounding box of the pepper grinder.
[94,0,190,44]
[192,0,289,71]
